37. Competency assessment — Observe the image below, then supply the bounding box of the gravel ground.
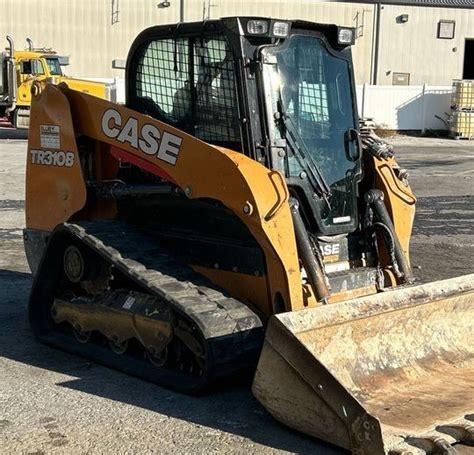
[0,132,473,454]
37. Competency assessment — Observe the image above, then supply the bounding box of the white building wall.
[0,0,179,78]
[376,4,474,85]
[1,1,472,87]
[0,0,375,83]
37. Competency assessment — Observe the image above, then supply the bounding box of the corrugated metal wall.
[0,1,472,85]
[0,0,374,83]
[0,0,178,78]
[187,1,376,84]
[376,4,474,85]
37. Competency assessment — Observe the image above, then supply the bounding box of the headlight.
[247,20,269,35]
[273,21,290,38]
[337,27,355,45]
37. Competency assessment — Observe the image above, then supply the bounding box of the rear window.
[133,36,241,144]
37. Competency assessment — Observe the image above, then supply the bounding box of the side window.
[134,36,240,145]
[21,59,45,76]
[32,60,45,75]
[136,38,190,124]
[279,46,330,139]
[194,38,240,142]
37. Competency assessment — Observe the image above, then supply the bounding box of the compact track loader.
[24,18,473,454]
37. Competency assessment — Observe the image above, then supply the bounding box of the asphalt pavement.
[388,136,474,283]
[0,132,473,454]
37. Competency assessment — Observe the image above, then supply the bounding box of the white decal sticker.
[101,108,182,165]
[333,216,351,224]
[40,125,61,149]
[30,149,75,167]
[122,296,135,310]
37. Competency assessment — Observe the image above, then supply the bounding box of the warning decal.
[40,125,61,149]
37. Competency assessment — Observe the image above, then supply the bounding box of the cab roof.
[12,50,57,59]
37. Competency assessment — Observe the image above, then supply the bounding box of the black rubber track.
[29,220,264,393]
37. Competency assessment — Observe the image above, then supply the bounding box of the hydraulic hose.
[289,198,330,304]
[365,189,414,284]
[87,181,178,199]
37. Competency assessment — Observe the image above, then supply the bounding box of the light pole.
[157,1,184,22]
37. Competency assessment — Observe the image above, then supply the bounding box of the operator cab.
[126,17,361,238]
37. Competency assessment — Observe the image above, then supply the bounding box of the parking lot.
[0,131,473,454]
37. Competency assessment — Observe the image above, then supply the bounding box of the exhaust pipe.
[5,35,17,116]
[26,37,33,51]
[6,35,14,57]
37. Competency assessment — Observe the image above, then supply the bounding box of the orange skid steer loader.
[24,18,474,454]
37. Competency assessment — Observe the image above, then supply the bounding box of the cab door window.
[21,59,45,76]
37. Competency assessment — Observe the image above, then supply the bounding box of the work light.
[247,20,269,35]
[273,21,290,38]
[337,27,355,45]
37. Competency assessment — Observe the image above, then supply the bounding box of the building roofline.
[346,0,474,9]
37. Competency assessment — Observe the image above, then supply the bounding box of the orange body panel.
[25,86,87,231]
[371,156,416,287]
[373,156,416,259]
[26,85,303,315]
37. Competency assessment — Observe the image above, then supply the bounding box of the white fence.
[356,84,453,131]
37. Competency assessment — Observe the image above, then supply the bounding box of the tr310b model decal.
[30,149,75,167]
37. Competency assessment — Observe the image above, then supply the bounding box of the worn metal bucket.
[252,274,474,454]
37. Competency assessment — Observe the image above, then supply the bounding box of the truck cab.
[15,50,63,107]
[1,37,113,128]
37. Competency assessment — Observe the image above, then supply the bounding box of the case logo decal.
[101,108,182,166]
[320,243,340,256]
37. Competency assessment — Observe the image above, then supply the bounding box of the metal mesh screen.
[278,43,330,141]
[136,38,190,124]
[194,38,240,142]
[135,36,240,144]
[297,46,330,139]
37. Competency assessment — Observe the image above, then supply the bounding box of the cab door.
[17,59,47,106]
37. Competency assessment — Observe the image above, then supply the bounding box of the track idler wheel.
[108,337,128,355]
[146,346,168,367]
[73,325,91,343]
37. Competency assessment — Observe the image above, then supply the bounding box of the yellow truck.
[0,36,114,128]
